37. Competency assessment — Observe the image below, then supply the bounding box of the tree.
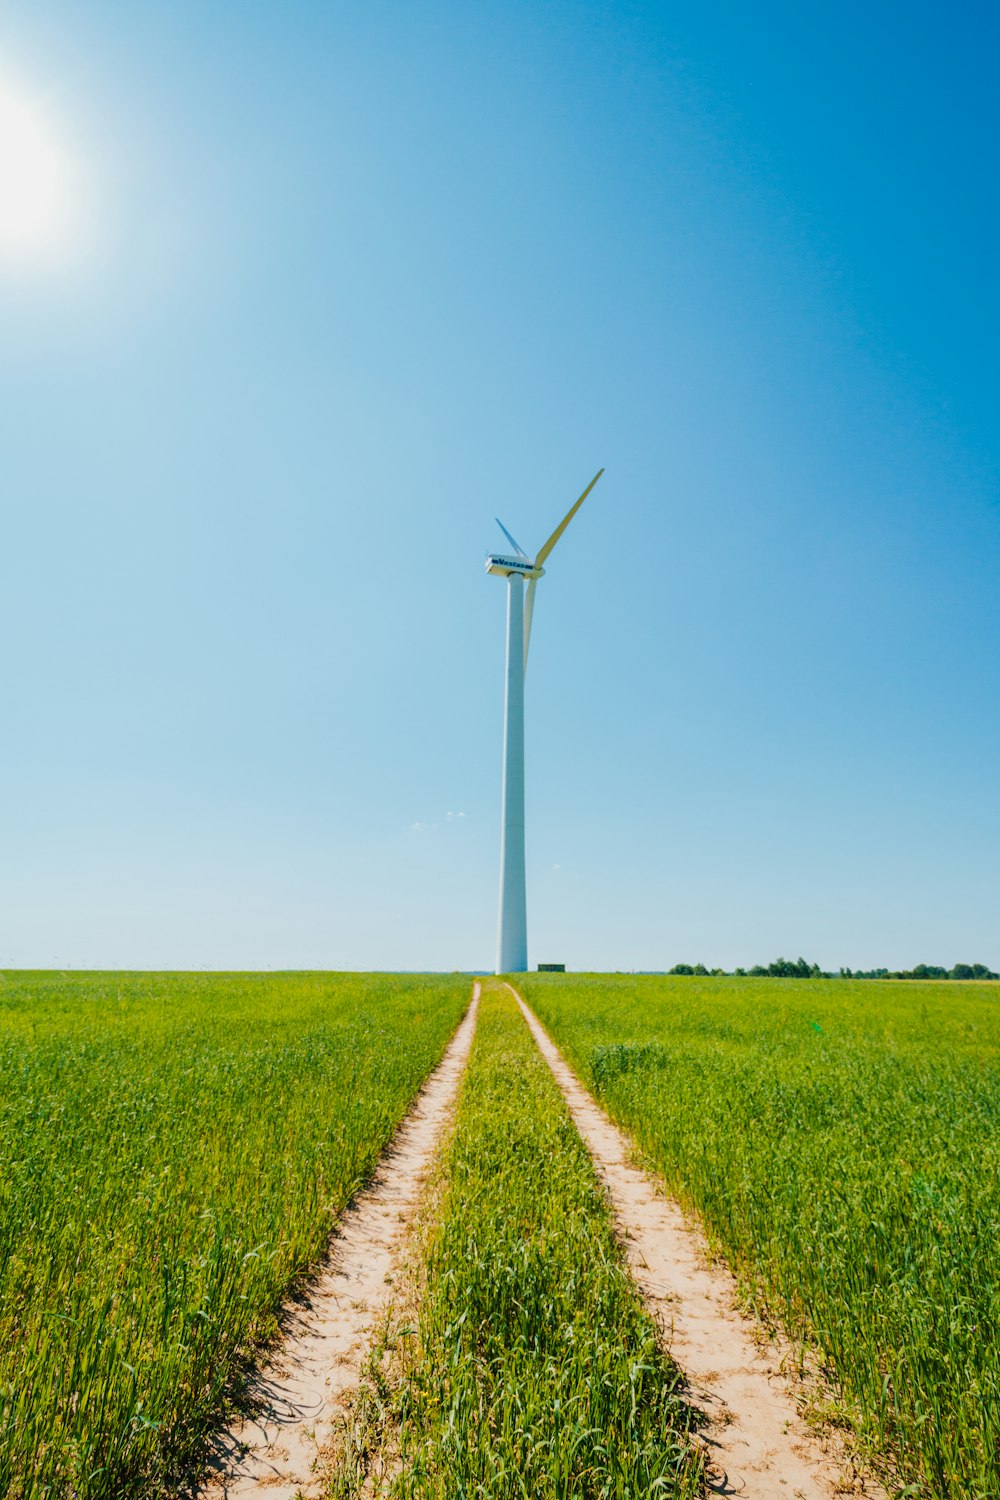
[765,957,820,979]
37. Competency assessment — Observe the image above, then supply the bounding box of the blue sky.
[1,0,997,971]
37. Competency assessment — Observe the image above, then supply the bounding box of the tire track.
[508,983,885,1500]
[197,984,480,1500]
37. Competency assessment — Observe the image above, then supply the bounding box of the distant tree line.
[667,957,999,980]
[841,962,999,981]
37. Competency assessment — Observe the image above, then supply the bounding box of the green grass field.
[0,970,469,1500]
[331,981,700,1499]
[6,968,998,1500]
[520,973,1000,1499]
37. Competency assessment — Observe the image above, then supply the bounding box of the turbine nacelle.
[485,554,544,579]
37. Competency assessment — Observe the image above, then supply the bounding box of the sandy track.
[509,985,885,1500]
[197,984,480,1500]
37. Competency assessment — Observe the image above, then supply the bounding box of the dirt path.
[198,985,480,1500]
[509,984,885,1500]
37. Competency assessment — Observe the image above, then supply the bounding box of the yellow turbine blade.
[534,468,604,567]
[523,577,537,672]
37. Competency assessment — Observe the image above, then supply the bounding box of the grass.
[520,972,1000,1499]
[331,980,701,1499]
[0,969,469,1500]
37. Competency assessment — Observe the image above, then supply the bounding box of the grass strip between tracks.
[330,980,700,1499]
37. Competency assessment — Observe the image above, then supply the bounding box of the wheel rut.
[197,983,480,1500]
[507,983,886,1500]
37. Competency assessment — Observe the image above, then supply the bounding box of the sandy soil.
[509,984,887,1500]
[197,984,480,1500]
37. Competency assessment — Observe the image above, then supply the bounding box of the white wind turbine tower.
[486,469,604,973]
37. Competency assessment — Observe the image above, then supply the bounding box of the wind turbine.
[486,469,604,973]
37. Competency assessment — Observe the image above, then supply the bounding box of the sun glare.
[0,77,76,263]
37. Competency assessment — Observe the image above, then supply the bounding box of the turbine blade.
[523,577,537,671]
[495,518,528,557]
[534,469,604,566]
